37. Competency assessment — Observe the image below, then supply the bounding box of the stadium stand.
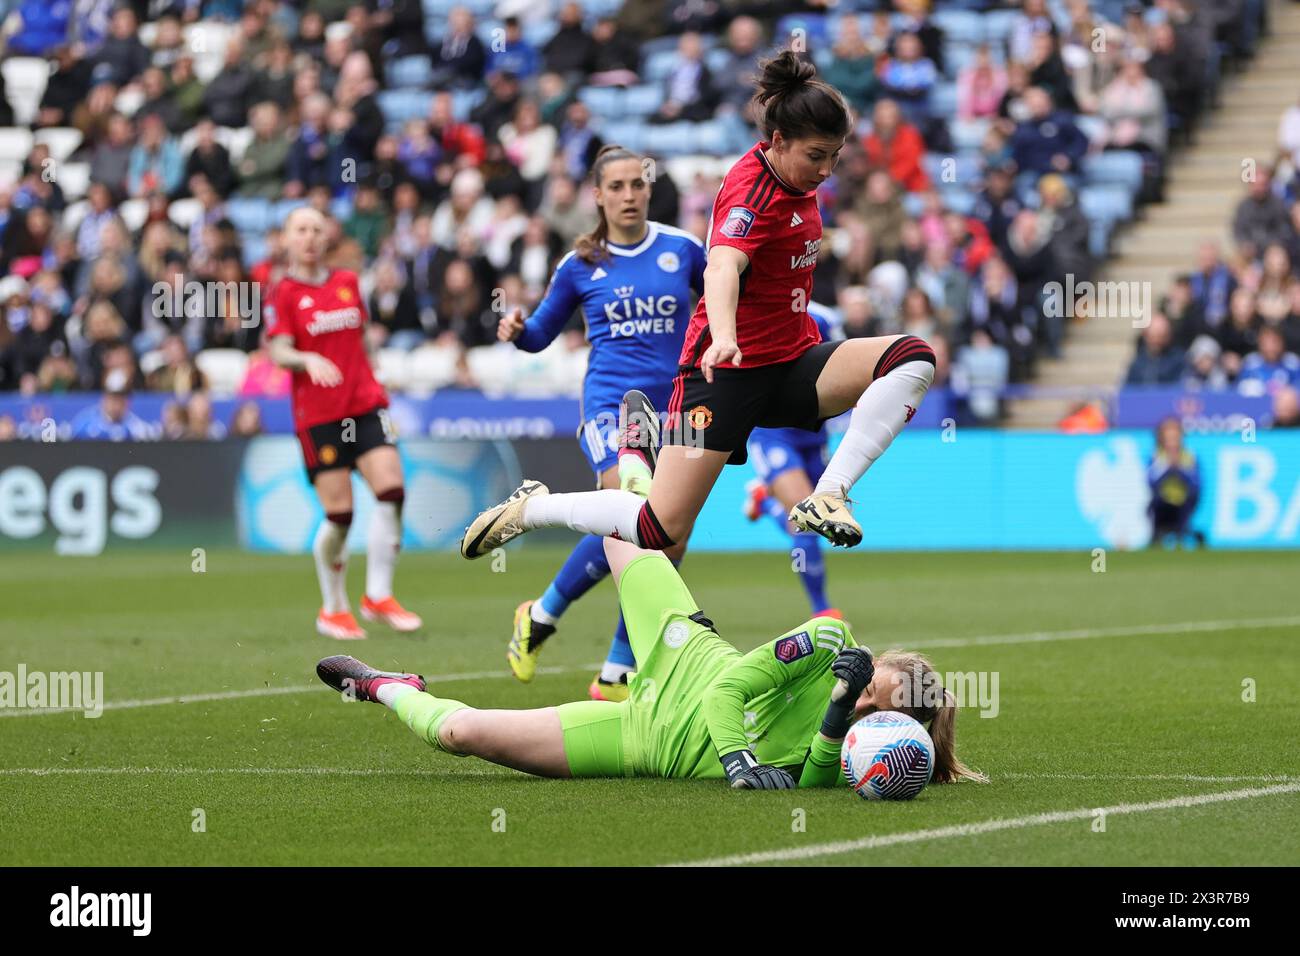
[0,0,1283,438]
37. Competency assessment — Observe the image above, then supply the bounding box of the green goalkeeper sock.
[618,454,653,498]
[393,691,469,754]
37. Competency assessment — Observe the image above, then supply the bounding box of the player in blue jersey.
[742,302,843,618]
[496,144,706,701]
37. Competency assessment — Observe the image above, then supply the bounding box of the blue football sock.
[762,494,788,528]
[538,534,610,621]
[602,613,636,674]
[791,532,831,614]
[602,557,680,675]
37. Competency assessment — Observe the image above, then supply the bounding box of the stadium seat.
[114,87,145,118]
[1,58,49,127]
[1079,183,1135,225]
[378,90,434,126]
[690,121,731,157]
[982,10,1020,47]
[33,127,83,162]
[579,86,623,119]
[167,198,205,230]
[599,119,646,154]
[0,127,34,164]
[930,82,959,117]
[241,234,268,269]
[386,55,434,90]
[939,187,978,216]
[406,345,460,394]
[61,199,89,234]
[932,9,984,45]
[0,159,22,187]
[57,162,91,200]
[226,198,272,233]
[118,198,149,233]
[139,348,166,379]
[375,349,411,390]
[223,126,255,165]
[195,349,251,397]
[465,344,516,396]
[1081,150,1144,195]
[643,50,679,85]
[623,84,663,118]
[450,89,483,122]
[272,198,310,225]
[949,118,990,151]
[1073,115,1109,146]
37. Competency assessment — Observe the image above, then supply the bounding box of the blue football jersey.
[749,303,840,452]
[515,221,706,422]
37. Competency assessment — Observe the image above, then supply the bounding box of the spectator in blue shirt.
[1189,241,1236,329]
[70,372,153,441]
[880,31,937,125]
[1237,326,1300,396]
[1125,312,1186,385]
[487,17,540,81]
[1148,417,1203,547]
[127,114,184,199]
[8,0,73,57]
[1011,87,1090,179]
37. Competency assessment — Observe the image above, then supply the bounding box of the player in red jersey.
[461,52,936,560]
[267,207,422,639]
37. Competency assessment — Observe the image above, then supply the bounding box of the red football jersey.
[265,269,388,430]
[680,142,823,369]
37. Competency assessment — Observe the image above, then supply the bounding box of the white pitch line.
[5,614,1297,719]
[668,782,1300,867]
[1,769,1292,783]
[0,664,596,718]
[911,615,1300,649]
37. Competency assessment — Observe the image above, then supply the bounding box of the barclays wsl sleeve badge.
[720,206,756,239]
[774,631,814,664]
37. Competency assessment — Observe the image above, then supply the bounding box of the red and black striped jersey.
[680,141,823,369]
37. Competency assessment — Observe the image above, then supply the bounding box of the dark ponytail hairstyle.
[753,50,851,144]
[574,144,645,265]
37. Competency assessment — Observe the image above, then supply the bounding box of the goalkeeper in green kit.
[317,391,981,789]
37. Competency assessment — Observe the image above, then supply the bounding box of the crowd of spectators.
[0,0,1270,436]
[1123,154,1300,427]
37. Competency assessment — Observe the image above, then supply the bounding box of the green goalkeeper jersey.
[615,554,853,788]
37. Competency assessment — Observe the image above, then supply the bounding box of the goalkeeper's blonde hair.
[874,649,988,784]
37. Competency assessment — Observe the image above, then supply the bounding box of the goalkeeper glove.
[820,646,874,740]
[720,749,796,790]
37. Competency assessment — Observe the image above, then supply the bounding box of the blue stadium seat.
[932,10,984,45]
[378,90,434,126]
[704,47,732,75]
[643,50,678,84]
[939,187,978,217]
[1079,184,1134,226]
[241,234,268,269]
[450,89,483,122]
[1081,150,1144,195]
[225,197,271,234]
[691,120,730,157]
[579,86,623,119]
[273,198,310,226]
[655,121,695,157]
[386,55,433,90]
[929,81,959,116]
[601,120,647,154]
[524,20,557,48]
[1073,114,1108,145]
[982,10,1020,46]
[949,117,990,151]
[1088,219,1113,260]
[623,84,663,117]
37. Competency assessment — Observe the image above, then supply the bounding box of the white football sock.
[365,501,401,601]
[375,681,418,709]
[530,602,558,626]
[815,360,935,497]
[599,661,633,683]
[522,490,644,542]
[313,518,350,614]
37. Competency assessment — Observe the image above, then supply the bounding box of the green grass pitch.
[2,546,1298,866]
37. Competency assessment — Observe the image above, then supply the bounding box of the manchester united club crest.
[687,406,713,430]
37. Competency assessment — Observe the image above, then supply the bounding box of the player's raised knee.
[873,334,937,383]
